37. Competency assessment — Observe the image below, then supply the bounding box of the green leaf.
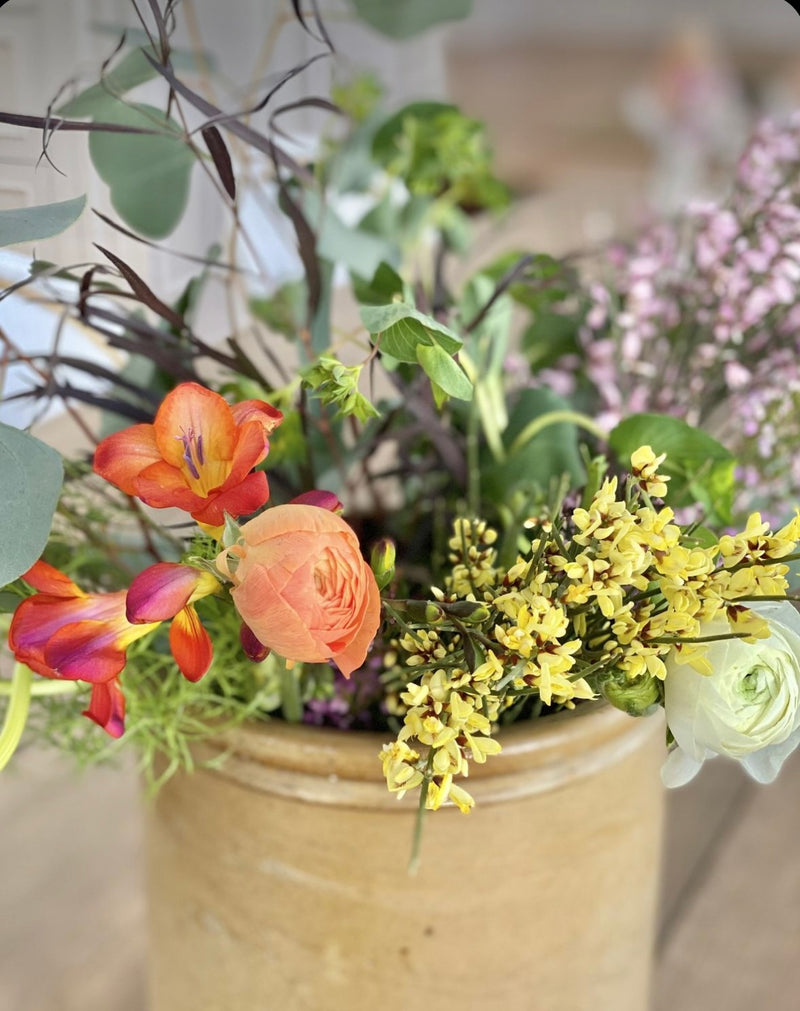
[608,414,736,524]
[58,45,215,119]
[352,261,404,306]
[482,389,585,500]
[0,424,63,585]
[361,302,462,362]
[0,196,86,248]
[522,311,579,370]
[372,102,457,163]
[348,0,473,39]
[57,48,158,118]
[250,282,307,340]
[89,102,194,238]
[416,342,473,401]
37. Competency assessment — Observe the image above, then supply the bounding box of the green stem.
[0,679,79,697]
[0,663,33,771]
[408,754,434,876]
[508,411,607,458]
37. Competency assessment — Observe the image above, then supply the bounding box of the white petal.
[661,746,705,788]
[741,727,800,784]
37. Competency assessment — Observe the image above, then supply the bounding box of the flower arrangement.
[2,1,800,835]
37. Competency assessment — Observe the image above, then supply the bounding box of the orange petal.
[83,679,126,738]
[44,619,129,683]
[331,570,381,678]
[132,461,206,513]
[93,424,161,495]
[153,383,236,468]
[21,560,84,598]
[193,471,269,526]
[229,399,283,435]
[169,605,213,682]
[223,420,273,488]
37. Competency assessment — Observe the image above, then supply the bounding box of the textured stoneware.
[145,703,665,1011]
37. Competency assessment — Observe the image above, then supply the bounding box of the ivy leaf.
[609,414,736,524]
[360,302,462,362]
[416,342,473,401]
[0,196,86,248]
[0,424,63,586]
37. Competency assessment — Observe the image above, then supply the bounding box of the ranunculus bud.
[216,504,381,677]
[662,600,800,787]
[602,672,661,716]
[370,539,396,591]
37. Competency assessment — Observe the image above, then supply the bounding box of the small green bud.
[440,601,491,624]
[370,539,396,591]
[602,673,661,716]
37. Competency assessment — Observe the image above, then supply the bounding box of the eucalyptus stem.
[0,663,33,771]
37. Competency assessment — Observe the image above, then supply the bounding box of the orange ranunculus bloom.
[216,505,381,677]
[93,382,283,527]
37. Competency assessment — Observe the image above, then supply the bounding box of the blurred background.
[1,1,799,1008]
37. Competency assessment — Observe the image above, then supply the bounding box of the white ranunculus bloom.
[662,600,800,787]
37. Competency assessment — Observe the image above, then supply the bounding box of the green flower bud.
[603,673,661,716]
[370,539,396,591]
[440,600,491,624]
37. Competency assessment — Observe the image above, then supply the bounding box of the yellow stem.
[508,410,607,458]
[0,663,33,771]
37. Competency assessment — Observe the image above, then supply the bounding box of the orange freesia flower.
[216,504,381,677]
[8,561,160,737]
[125,562,220,680]
[93,382,283,527]
[8,560,219,737]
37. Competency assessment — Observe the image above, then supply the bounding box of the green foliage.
[481,389,586,502]
[250,282,307,340]
[0,196,86,247]
[361,302,462,361]
[609,414,736,525]
[372,102,509,212]
[0,424,63,586]
[57,44,215,119]
[348,0,473,39]
[416,342,473,403]
[302,355,380,422]
[331,73,383,123]
[351,261,405,306]
[89,102,194,238]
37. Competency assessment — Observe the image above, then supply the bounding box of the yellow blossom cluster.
[380,447,800,811]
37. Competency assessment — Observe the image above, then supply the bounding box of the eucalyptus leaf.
[348,0,473,40]
[609,414,735,524]
[361,302,462,362]
[57,48,158,118]
[0,424,63,586]
[0,195,86,248]
[416,342,473,401]
[89,102,194,238]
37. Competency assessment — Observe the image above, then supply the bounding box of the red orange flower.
[93,382,283,527]
[8,561,159,737]
[126,562,219,681]
[8,560,219,737]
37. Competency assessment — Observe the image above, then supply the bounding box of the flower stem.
[508,410,606,457]
[0,663,33,771]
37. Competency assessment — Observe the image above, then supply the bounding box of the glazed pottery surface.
[145,702,665,1011]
